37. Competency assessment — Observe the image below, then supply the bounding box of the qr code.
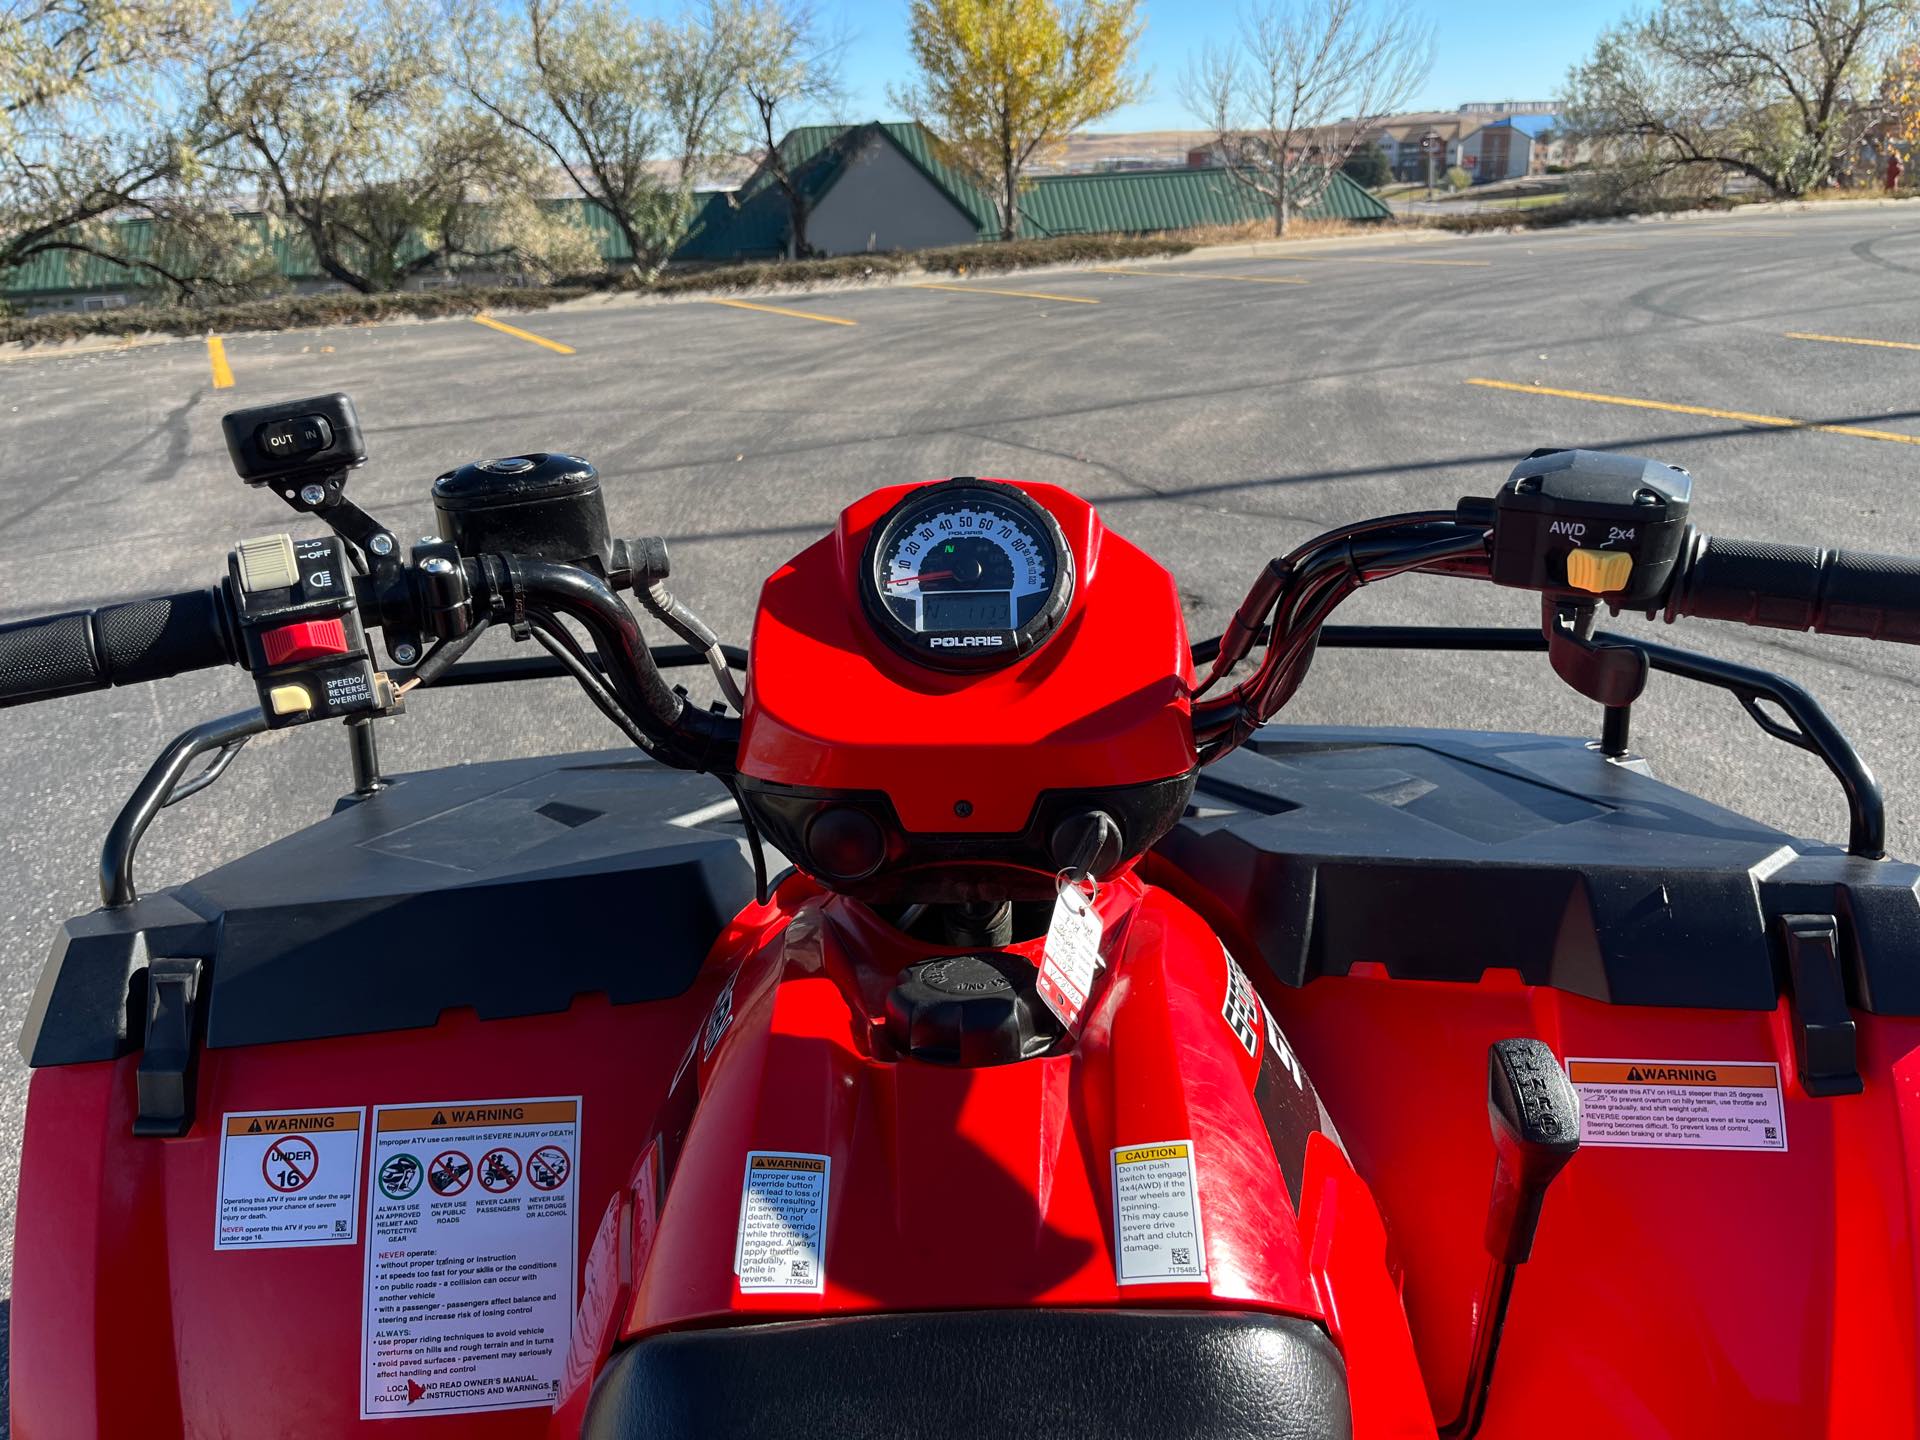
[1171,1248,1192,1269]
[790,1258,811,1279]
[1764,1126,1778,1141]
[334,1219,348,1233]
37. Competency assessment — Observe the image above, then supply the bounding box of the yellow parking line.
[1786,331,1920,353]
[1093,268,1307,286]
[911,283,1100,305]
[1466,377,1920,447]
[207,335,234,389]
[472,313,575,353]
[702,297,856,326]
[1291,254,1491,267]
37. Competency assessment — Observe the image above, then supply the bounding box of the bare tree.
[200,0,593,294]
[1185,0,1432,235]
[732,0,845,258]
[464,0,747,279]
[1563,0,1914,197]
[0,0,268,295]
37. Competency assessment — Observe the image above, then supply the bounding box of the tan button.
[1565,547,1634,594]
[236,533,299,592]
[267,683,312,716]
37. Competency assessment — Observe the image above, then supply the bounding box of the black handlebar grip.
[1672,536,1920,644]
[0,587,237,707]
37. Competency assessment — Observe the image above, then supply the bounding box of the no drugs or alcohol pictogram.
[428,1149,473,1196]
[527,1145,571,1191]
[263,1134,319,1192]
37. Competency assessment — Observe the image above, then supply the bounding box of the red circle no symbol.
[428,1149,473,1196]
[528,1145,571,1191]
[480,1146,522,1193]
[263,1134,318,1192]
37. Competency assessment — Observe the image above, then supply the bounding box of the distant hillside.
[1034,131,1216,173]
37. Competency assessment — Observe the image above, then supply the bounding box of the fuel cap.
[883,953,1058,1065]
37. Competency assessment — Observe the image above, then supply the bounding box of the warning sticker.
[216,1108,365,1250]
[361,1098,581,1419]
[1567,1059,1788,1152]
[1111,1141,1208,1285]
[735,1151,829,1294]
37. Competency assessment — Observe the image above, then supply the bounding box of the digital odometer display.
[864,478,1074,670]
[922,590,1014,631]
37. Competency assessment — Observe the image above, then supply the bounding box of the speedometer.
[862,477,1074,670]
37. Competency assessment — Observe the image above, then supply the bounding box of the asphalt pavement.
[2,203,1919,1367]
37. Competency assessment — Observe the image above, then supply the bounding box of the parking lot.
[2,202,1919,1328]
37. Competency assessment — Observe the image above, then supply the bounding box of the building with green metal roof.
[683,120,1391,260]
[4,120,1390,309]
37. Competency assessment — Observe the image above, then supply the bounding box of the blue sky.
[821,0,1636,129]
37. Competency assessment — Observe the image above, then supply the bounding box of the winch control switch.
[227,532,389,728]
[1470,449,1692,610]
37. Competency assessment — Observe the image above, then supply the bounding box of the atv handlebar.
[0,589,237,707]
[1668,535,1920,644]
[7,464,1920,786]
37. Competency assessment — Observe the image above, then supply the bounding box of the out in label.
[1566,1059,1787,1151]
[735,1151,830,1294]
[215,1107,365,1250]
[361,1097,581,1419]
[1112,1140,1207,1285]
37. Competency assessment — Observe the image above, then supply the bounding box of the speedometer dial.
[863,478,1074,670]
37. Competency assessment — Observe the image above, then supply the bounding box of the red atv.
[5,392,1917,1438]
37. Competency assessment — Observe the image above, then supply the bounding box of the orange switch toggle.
[1565,548,1634,595]
[262,617,350,667]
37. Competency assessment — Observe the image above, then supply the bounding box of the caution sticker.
[735,1151,829,1294]
[216,1107,365,1250]
[1567,1058,1788,1152]
[1111,1141,1208,1285]
[361,1098,581,1419]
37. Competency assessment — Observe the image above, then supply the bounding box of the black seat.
[583,1308,1350,1439]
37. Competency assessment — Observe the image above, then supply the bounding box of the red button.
[262,617,350,667]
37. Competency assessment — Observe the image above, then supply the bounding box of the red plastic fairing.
[735,480,1196,833]
[8,904,772,1439]
[626,876,1392,1339]
[1253,967,1920,1439]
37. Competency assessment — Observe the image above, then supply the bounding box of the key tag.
[1037,869,1104,1032]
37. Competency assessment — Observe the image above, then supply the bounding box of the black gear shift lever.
[1440,1038,1581,1440]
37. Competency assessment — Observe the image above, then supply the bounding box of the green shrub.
[1342,142,1393,190]
[0,233,1198,346]
[1422,193,1735,233]
[917,233,1193,271]
[1444,166,1472,192]
[0,285,591,346]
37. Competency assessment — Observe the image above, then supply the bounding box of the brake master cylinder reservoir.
[432,453,612,572]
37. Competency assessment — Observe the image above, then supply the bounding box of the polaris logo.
[930,634,1004,648]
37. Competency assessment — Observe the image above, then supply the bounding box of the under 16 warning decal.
[362,1097,582,1419]
[1566,1058,1787,1151]
[216,1108,365,1251]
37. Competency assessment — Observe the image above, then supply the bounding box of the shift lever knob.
[1484,1038,1580,1265]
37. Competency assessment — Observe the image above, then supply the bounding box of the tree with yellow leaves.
[891,0,1145,241]
[1882,41,1920,167]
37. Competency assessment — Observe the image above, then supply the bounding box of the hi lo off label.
[216,1108,365,1250]
[362,1097,581,1420]
[1567,1059,1787,1152]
